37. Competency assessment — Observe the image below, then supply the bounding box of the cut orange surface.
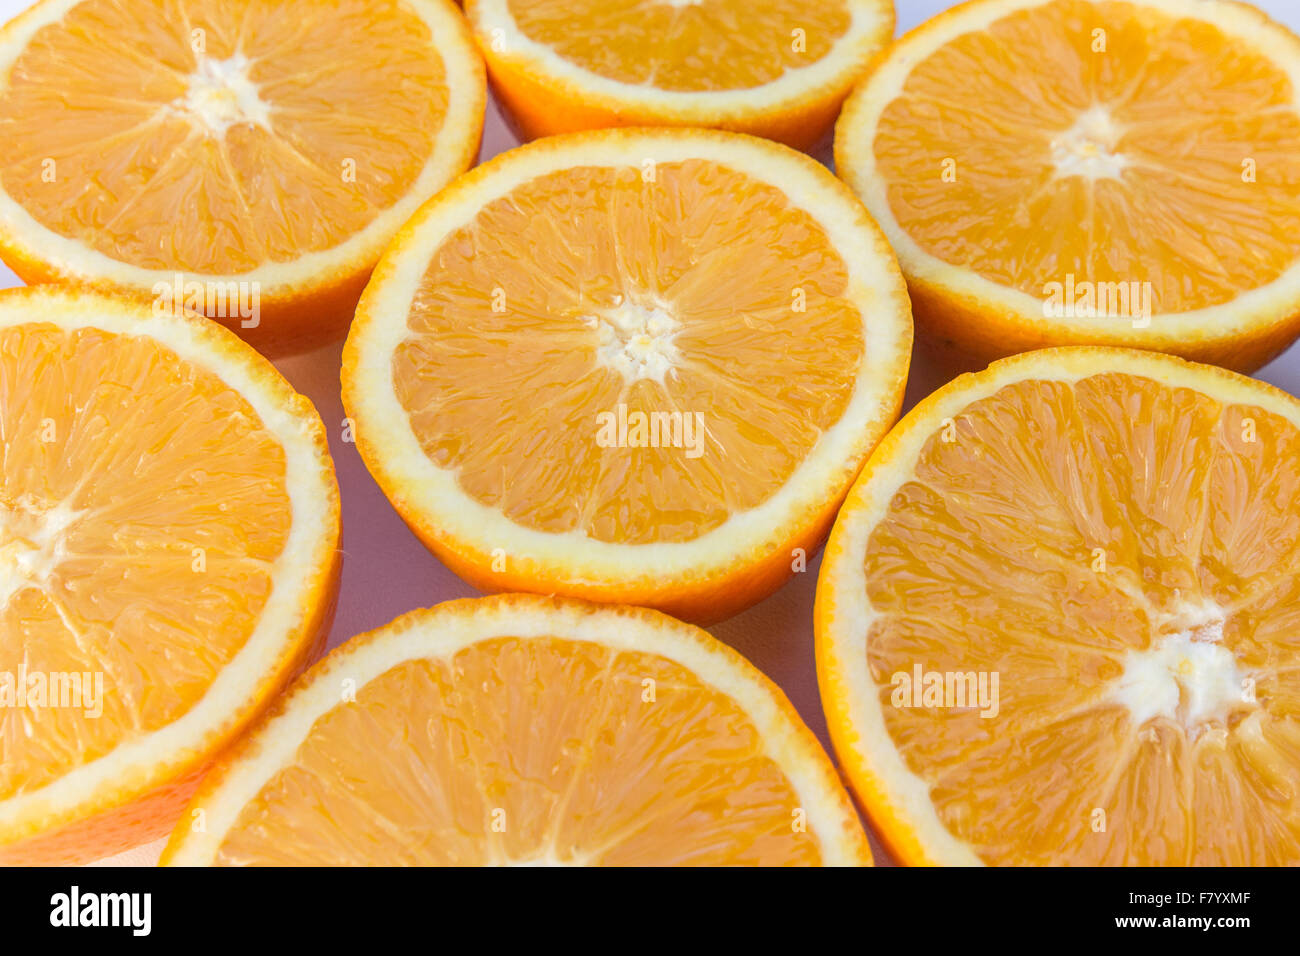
[0,0,484,356]
[342,127,912,624]
[0,288,340,865]
[817,346,1300,865]
[836,0,1300,373]
[465,0,894,151]
[162,594,870,866]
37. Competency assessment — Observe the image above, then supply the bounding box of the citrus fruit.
[161,594,870,866]
[341,127,912,624]
[0,0,485,356]
[835,0,1300,374]
[817,345,1300,865]
[465,0,894,151]
[0,287,340,865]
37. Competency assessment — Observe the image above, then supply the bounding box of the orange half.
[0,288,340,864]
[342,127,912,623]
[836,0,1300,373]
[163,594,871,866]
[0,0,485,355]
[466,0,894,150]
[818,346,1300,865]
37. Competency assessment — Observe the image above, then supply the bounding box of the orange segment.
[161,595,871,867]
[817,347,1300,866]
[835,0,1300,373]
[465,0,893,150]
[343,128,912,624]
[0,0,484,355]
[0,288,340,865]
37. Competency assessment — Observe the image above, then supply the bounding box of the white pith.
[818,348,1300,867]
[1113,629,1248,732]
[1050,105,1128,181]
[0,291,336,846]
[584,297,681,386]
[0,497,84,611]
[346,132,910,584]
[837,0,1300,339]
[170,53,271,137]
[164,599,865,866]
[0,0,482,292]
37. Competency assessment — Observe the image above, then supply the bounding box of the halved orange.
[817,346,1300,865]
[162,594,870,866]
[342,127,912,624]
[465,0,894,151]
[0,287,340,865]
[0,0,485,356]
[836,0,1300,373]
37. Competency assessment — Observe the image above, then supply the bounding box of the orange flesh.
[0,324,290,799]
[873,0,1300,312]
[212,636,821,865]
[393,160,864,544]
[864,372,1300,864]
[0,0,446,273]
[506,0,850,91]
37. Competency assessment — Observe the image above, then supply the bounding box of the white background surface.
[0,0,1296,866]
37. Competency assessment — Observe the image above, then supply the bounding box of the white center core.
[173,53,271,136]
[0,499,82,609]
[1112,602,1250,731]
[585,297,681,386]
[1050,105,1127,180]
